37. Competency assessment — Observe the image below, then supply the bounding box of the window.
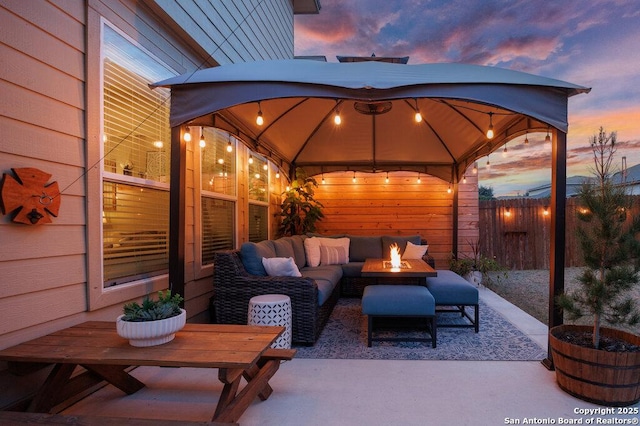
[200,128,237,264]
[248,203,268,242]
[248,152,268,202]
[101,23,176,287]
[247,151,269,242]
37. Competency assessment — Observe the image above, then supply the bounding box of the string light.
[472,163,478,174]
[462,175,467,184]
[447,184,452,194]
[199,129,206,148]
[385,172,389,184]
[414,99,422,123]
[524,132,529,145]
[275,169,280,179]
[543,206,549,216]
[256,101,264,126]
[505,207,511,217]
[486,112,494,139]
[545,127,551,143]
[183,126,192,142]
[321,174,325,184]
[334,109,341,125]
[263,163,268,171]
[248,155,254,164]
[352,171,356,183]
[502,143,508,158]
[227,138,233,152]
[417,173,421,183]
[486,155,491,169]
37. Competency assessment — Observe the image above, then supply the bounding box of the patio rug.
[293,298,547,361]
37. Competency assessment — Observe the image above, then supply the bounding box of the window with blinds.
[200,128,237,264]
[103,183,169,286]
[201,198,235,264]
[101,23,176,287]
[248,204,268,242]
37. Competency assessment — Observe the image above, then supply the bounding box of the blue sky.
[294,0,640,196]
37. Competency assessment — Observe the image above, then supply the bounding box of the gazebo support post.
[169,125,186,306]
[542,128,566,370]
[452,166,459,258]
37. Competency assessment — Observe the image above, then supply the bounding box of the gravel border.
[484,267,640,336]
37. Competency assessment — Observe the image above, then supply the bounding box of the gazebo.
[152,58,590,365]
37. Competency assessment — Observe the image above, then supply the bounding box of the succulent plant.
[121,290,184,322]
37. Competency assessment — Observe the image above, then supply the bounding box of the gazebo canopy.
[153,59,589,182]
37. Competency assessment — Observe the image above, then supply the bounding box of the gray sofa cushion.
[240,240,276,276]
[348,235,383,261]
[341,261,365,277]
[300,265,343,306]
[273,238,295,259]
[289,235,308,269]
[381,235,422,256]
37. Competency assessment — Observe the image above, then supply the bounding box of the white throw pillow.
[261,257,302,277]
[303,237,322,267]
[402,241,429,259]
[317,237,350,263]
[320,245,348,265]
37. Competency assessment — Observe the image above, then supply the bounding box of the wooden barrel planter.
[549,324,640,406]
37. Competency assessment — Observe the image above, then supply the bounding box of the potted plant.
[278,167,324,236]
[550,127,640,406]
[116,290,186,347]
[449,239,505,286]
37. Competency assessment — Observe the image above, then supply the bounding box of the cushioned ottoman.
[361,285,436,348]
[425,270,479,332]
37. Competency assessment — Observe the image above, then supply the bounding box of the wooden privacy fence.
[478,196,640,270]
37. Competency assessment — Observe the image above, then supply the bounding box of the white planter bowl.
[116,308,186,347]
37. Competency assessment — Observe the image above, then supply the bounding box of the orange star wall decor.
[0,167,61,225]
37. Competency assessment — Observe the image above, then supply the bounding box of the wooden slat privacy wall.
[311,170,479,269]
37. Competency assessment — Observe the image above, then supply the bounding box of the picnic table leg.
[28,363,77,413]
[212,360,281,423]
[83,364,145,394]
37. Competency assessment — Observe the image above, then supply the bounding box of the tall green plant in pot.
[279,168,324,236]
[549,127,640,406]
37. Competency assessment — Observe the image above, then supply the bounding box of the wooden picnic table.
[0,322,295,424]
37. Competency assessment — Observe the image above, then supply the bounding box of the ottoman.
[361,285,436,348]
[426,270,480,332]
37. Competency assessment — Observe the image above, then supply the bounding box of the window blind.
[201,198,235,264]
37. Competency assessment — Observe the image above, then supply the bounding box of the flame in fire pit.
[389,243,401,268]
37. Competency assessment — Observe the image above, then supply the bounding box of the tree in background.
[479,185,495,200]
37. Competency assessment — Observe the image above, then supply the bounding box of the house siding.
[0,0,297,351]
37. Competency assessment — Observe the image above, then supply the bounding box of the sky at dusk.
[294,0,640,196]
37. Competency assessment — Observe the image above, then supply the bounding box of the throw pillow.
[262,257,302,277]
[304,237,322,267]
[402,241,429,259]
[317,237,350,263]
[320,245,348,265]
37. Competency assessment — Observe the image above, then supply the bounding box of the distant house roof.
[526,163,640,198]
[293,0,321,14]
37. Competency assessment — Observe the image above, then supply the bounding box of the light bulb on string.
[352,171,356,183]
[248,155,254,165]
[414,99,422,123]
[486,112,494,139]
[199,129,206,148]
[256,102,264,126]
[385,172,389,184]
[184,126,192,142]
[502,144,508,158]
[524,132,529,145]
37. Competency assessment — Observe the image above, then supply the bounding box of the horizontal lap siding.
[312,171,479,269]
[0,0,88,345]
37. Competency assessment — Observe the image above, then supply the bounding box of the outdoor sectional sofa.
[213,234,433,344]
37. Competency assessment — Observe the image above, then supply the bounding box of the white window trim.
[87,17,176,311]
